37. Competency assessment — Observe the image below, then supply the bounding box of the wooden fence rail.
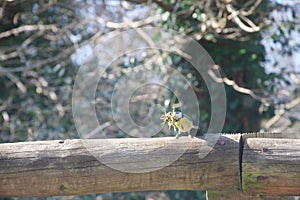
[0,134,299,199]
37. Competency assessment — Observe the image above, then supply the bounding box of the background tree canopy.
[0,0,299,199]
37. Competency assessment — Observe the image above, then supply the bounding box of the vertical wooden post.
[242,138,300,196]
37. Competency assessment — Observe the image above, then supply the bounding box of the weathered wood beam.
[0,135,241,197]
[242,138,300,196]
[0,134,299,198]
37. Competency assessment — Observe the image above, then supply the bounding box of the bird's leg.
[175,131,181,139]
[173,125,177,132]
[168,122,172,130]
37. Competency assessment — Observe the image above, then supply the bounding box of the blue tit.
[161,111,198,139]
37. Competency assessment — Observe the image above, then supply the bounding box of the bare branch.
[241,0,262,16]
[264,108,285,129]
[208,65,270,106]
[226,4,260,32]
[263,96,300,129]
[0,66,27,94]
[0,46,75,73]
[0,24,58,39]
[105,14,161,29]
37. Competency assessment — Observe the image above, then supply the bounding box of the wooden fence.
[0,133,299,199]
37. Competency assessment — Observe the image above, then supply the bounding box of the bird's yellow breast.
[174,116,193,133]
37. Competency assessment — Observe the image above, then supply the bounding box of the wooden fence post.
[0,134,299,198]
[0,135,240,197]
[242,138,300,195]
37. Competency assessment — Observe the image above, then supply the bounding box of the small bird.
[160,109,198,139]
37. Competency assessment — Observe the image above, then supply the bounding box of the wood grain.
[242,138,300,195]
[0,135,241,197]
